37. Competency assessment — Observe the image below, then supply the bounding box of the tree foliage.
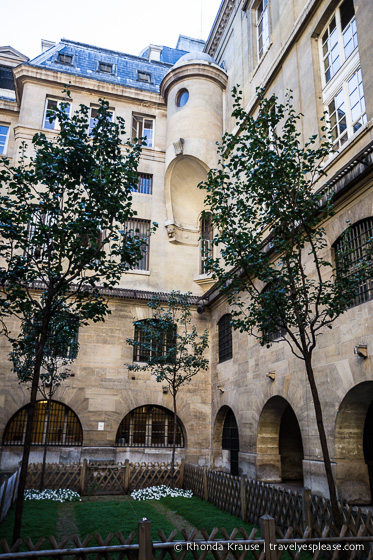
[0,94,153,541]
[199,88,371,527]
[126,291,209,482]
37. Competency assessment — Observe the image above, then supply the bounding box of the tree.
[126,291,209,484]
[199,88,370,528]
[10,307,80,491]
[0,95,153,542]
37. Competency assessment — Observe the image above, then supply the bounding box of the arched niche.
[335,381,373,504]
[257,396,304,483]
[164,156,209,245]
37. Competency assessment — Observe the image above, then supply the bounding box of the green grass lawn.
[73,499,178,543]
[159,496,258,538]
[0,500,59,545]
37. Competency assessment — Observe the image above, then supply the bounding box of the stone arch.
[212,405,239,474]
[335,381,373,504]
[3,400,83,447]
[257,396,304,483]
[115,404,185,449]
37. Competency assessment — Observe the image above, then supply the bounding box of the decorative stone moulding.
[164,220,199,246]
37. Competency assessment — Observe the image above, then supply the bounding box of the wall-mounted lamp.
[217,385,225,393]
[354,344,368,358]
[266,372,276,381]
[162,386,169,394]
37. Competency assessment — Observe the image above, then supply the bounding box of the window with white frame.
[319,0,366,149]
[43,99,70,130]
[257,0,270,61]
[0,125,10,155]
[89,107,113,134]
[132,114,154,148]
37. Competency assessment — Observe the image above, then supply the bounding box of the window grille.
[222,408,239,475]
[0,66,15,90]
[334,217,373,307]
[3,401,83,446]
[116,405,184,447]
[200,213,213,274]
[133,173,153,195]
[261,282,287,341]
[124,218,150,270]
[218,314,232,363]
[133,319,177,363]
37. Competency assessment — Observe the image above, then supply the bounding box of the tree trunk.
[304,354,343,530]
[39,389,52,491]
[170,392,177,488]
[12,306,52,544]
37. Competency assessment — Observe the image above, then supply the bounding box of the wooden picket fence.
[1,517,372,559]
[183,463,373,539]
[25,460,182,496]
[0,469,20,523]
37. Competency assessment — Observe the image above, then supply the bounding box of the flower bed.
[25,489,81,502]
[131,485,193,501]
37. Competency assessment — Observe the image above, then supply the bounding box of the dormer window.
[57,53,73,65]
[99,62,113,74]
[138,71,151,83]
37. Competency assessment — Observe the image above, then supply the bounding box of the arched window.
[3,401,82,446]
[133,319,177,363]
[334,217,373,308]
[218,314,232,363]
[116,405,184,447]
[200,213,213,274]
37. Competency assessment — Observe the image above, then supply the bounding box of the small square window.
[132,173,153,195]
[57,53,73,65]
[99,62,113,74]
[138,71,151,83]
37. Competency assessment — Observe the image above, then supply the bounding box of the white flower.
[24,489,81,502]
[130,485,193,501]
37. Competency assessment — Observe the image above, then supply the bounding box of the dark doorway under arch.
[222,408,240,475]
[279,404,304,482]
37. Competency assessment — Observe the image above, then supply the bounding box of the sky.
[2,0,223,60]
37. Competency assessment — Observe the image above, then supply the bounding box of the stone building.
[0,0,372,504]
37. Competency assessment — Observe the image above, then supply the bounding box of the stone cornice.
[204,0,237,58]
[12,64,166,108]
[160,62,228,101]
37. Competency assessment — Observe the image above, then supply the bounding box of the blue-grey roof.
[28,39,189,94]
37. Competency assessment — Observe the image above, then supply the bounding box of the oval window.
[176,89,189,107]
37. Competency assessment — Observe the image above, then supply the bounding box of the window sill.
[322,117,372,172]
[250,42,272,82]
[126,269,150,275]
